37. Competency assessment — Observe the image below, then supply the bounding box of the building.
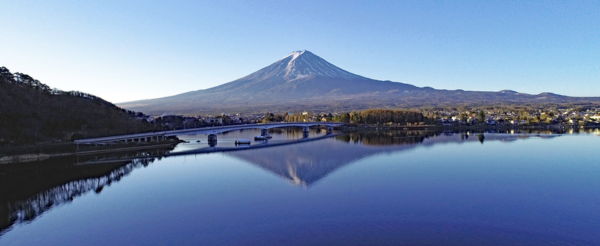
[204,116,223,125]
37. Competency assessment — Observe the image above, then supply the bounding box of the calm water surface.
[1,129,600,245]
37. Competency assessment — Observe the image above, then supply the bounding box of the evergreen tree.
[477,110,486,123]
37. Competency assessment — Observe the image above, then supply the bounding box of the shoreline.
[0,141,181,165]
[2,125,598,164]
[339,124,598,132]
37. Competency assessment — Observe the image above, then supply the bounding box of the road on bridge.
[74,122,344,144]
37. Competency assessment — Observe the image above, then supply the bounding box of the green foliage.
[338,113,350,123]
[477,110,486,123]
[459,113,468,122]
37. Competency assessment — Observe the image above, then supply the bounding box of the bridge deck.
[74,122,343,144]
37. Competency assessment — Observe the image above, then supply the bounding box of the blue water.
[1,130,600,245]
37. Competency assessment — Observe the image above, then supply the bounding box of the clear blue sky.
[1,0,599,103]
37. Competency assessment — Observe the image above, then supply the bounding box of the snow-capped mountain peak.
[276,50,362,80]
[281,50,307,61]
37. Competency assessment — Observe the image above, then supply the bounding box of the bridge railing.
[73,132,169,143]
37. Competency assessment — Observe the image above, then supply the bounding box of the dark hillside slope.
[0,67,154,146]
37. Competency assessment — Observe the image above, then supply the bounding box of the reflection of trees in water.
[335,128,570,147]
[227,129,570,188]
[478,134,485,144]
[336,131,436,146]
[285,128,308,138]
[0,129,585,237]
[0,158,155,236]
[252,128,307,138]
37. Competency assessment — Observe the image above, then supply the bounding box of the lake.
[1,128,600,245]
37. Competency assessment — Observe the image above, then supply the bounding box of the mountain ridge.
[119,50,600,115]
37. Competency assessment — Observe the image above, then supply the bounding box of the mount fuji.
[119,50,600,115]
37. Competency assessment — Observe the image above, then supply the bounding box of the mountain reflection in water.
[227,130,561,186]
[0,129,576,238]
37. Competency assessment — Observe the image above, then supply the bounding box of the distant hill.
[119,50,600,115]
[0,67,154,146]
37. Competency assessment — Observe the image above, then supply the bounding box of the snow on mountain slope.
[204,50,415,96]
[279,50,362,80]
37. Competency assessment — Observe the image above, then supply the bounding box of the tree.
[339,112,350,123]
[460,113,468,122]
[477,110,486,123]
[0,66,159,145]
[262,112,275,123]
[518,110,530,121]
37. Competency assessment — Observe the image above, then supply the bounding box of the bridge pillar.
[261,129,269,136]
[327,126,334,134]
[303,126,310,138]
[208,134,217,147]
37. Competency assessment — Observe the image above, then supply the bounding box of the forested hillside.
[0,67,155,146]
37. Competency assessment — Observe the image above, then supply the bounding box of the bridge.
[74,122,344,145]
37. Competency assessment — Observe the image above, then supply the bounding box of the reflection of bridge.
[166,134,342,157]
[74,123,344,145]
